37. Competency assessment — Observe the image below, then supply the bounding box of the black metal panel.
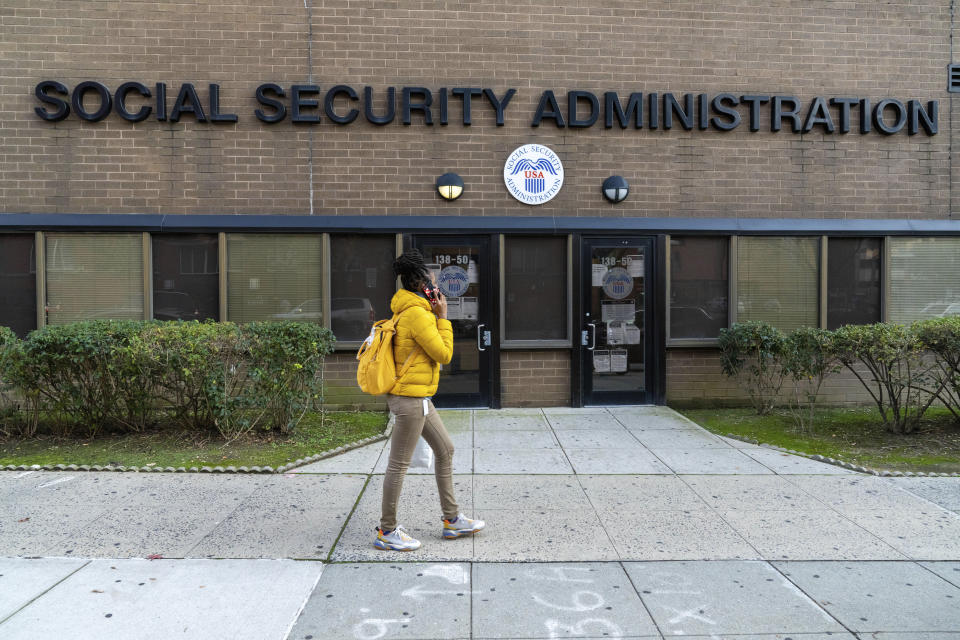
[1,212,959,236]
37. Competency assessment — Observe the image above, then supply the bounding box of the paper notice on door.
[365,267,377,288]
[601,300,635,322]
[606,320,626,345]
[611,348,628,373]
[446,297,463,320]
[626,255,644,277]
[592,264,608,287]
[624,322,642,345]
[461,296,478,320]
[593,350,611,373]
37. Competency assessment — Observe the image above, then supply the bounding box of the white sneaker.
[374,525,421,551]
[443,514,485,539]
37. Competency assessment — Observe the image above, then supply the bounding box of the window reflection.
[670,237,728,339]
[504,236,566,341]
[330,235,395,341]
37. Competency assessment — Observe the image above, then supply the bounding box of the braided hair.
[393,249,431,292]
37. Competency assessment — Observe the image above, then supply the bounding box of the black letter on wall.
[170,83,207,123]
[483,88,515,126]
[72,81,113,122]
[324,85,359,124]
[115,82,152,122]
[255,84,287,123]
[604,92,642,128]
[772,96,800,133]
[908,99,938,135]
[532,91,565,127]
[402,87,433,125]
[34,80,70,121]
[364,86,396,125]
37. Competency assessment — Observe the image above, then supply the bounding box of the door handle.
[477,323,487,351]
[587,323,596,351]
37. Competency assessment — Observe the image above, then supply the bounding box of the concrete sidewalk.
[2,407,959,638]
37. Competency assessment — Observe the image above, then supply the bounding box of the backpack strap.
[394,311,425,381]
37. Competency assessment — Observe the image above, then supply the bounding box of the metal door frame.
[407,234,500,409]
[573,235,666,406]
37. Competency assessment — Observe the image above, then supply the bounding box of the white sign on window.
[446,297,463,320]
[611,348,628,373]
[601,300,635,322]
[461,296,478,320]
[592,264,608,287]
[593,350,611,373]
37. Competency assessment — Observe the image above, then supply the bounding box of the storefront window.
[330,235,395,341]
[669,236,728,339]
[888,237,960,324]
[827,237,881,329]
[226,234,323,323]
[504,236,567,341]
[737,236,819,332]
[152,234,219,322]
[0,234,36,337]
[46,233,144,325]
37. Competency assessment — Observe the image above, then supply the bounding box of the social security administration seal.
[437,265,470,297]
[601,267,633,299]
[503,144,564,205]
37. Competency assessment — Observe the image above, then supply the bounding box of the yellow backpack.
[356,314,421,395]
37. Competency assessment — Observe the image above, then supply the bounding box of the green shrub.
[7,320,157,436]
[142,320,241,433]
[781,327,840,432]
[0,320,336,439]
[0,327,22,435]
[718,321,786,415]
[830,323,940,434]
[915,316,960,424]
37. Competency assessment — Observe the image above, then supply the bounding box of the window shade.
[670,236,728,339]
[45,233,144,325]
[330,235,395,341]
[737,236,819,331]
[227,234,323,323]
[504,236,567,341]
[888,237,960,324]
[0,234,37,337]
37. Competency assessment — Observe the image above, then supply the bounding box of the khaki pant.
[381,394,459,531]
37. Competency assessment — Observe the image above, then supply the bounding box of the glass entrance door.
[580,237,655,405]
[412,235,494,408]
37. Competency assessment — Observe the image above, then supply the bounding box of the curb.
[1,414,395,475]
[723,433,960,478]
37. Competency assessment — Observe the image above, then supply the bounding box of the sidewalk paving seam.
[775,475,941,561]
[281,561,325,640]
[180,484,266,559]
[618,559,667,639]
[0,558,91,628]
[549,408,622,561]
[325,473,372,563]
[764,560,859,637]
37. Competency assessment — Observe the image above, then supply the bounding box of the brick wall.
[322,351,387,411]
[666,347,876,409]
[501,350,570,408]
[0,1,953,220]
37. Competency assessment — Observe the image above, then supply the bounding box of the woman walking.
[375,249,485,551]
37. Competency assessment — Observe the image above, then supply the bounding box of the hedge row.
[719,317,960,433]
[0,320,335,439]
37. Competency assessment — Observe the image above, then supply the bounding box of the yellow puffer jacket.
[390,288,454,397]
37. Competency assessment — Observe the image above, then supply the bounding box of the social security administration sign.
[503,144,564,205]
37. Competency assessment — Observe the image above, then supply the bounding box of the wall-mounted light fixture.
[436,173,464,200]
[602,175,629,203]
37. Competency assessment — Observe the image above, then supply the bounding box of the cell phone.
[422,285,440,304]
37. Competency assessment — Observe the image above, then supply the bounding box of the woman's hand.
[433,291,448,320]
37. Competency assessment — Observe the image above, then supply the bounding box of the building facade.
[2,1,959,409]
